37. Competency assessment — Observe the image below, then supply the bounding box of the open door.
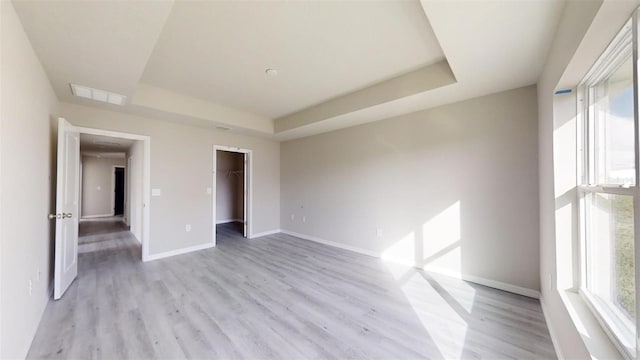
[53,118,80,300]
[243,153,248,237]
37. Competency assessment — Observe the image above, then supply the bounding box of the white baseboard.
[216,219,243,224]
[461,274,540,299]
[250,229,281,239]
[540,297,564,360]
[144,242,215,262]
[280,229,540,299]
[81,214,113,219]
[280,230,379,258]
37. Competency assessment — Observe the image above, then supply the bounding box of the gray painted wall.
[0,2,59,358]
[81,155,125,217]
[59,102,281,255]
[281,85,540,291]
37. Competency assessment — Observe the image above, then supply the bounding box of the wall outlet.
[186,224,192,232]
[290,214,294,221]
[302,216,306,223]
[29,280,33,296]
[376,228,383,237]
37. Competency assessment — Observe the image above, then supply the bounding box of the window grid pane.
[591,56,636,186]
[579,17,637,357]
[585,193,636,336]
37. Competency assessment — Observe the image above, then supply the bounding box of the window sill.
[557,289,627,359]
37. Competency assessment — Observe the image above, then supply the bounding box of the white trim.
[79,161,83,218]
[579,288,635,358]
[145,242,215,262]
[216,219,243,224]
[74,125,151,262]
[111,165,125,217]
[280,230,380,258]
[124,156,132,227]
[280,229,540,299]
[540,297,565,360]
[249,229,281,239]
[461,274,540,299]
[213,145,253,246]
[143,137,151,261]
[81,214,114,219]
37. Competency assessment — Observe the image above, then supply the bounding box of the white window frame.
[577,14,639,359]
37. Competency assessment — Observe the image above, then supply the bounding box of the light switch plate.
[151,188,161,196]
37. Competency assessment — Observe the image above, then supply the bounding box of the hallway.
[78,217,134,254]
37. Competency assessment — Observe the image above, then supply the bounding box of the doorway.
[213,145,251,245]
[53,118,151,299]
[78,137,132,252]
[113,166,125,216]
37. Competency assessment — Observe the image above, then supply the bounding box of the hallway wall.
[81,155,125,218]
[127,141,144,242]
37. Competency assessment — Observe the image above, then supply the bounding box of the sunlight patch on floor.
[386,264,476,358]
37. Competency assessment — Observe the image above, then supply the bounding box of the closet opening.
[212,146,251,243]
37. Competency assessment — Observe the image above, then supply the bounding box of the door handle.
[48,213,72,219]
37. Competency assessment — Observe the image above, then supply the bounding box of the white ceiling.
[12,0,566,141]
[12,0,173,104]
[141,1,444,119]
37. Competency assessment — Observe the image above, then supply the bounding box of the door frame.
[79,161,83,218]
[75,125,152,261]
[212,145,252,245]
[111,165,125,217]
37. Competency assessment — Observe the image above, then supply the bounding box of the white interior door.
[243,153,248,238]
[53,118,80,300]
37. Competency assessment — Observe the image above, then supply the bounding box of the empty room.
[2,0,639,359]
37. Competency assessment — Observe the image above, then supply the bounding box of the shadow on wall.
[381,201,462,276]
[364,125,538,290]
[373,194,555,357]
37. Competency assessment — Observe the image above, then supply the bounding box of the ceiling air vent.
[70,84,127,106]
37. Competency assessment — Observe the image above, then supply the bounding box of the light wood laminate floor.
[28,220,556,359]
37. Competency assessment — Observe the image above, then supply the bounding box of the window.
[579,18,638,357]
